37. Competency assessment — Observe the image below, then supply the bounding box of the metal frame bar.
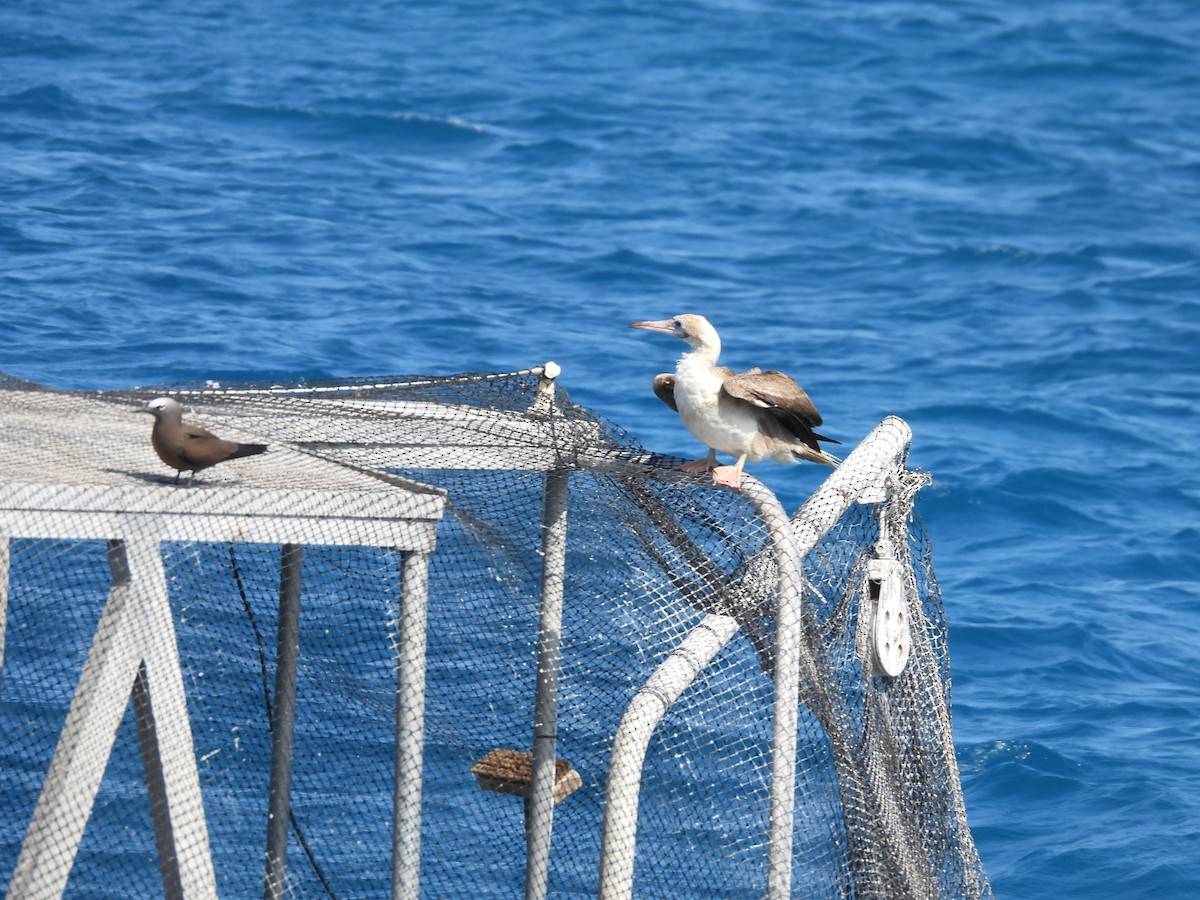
[0,533,9,695]
[393,549,434,900]
[596,475,797,899]
[597,612,743,898]
[133,659,185,900]
[0,378,923,900]
[762,484,807,898]
[596,416,914,900]
[8,537,217,898]
[0,384,443,899]
[524,466,571,900]
[264,544,305,899]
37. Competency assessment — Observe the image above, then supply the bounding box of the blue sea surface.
[3,0,1199,896]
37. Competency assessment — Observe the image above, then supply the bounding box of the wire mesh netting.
[0,368,990,898]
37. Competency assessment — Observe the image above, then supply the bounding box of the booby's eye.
[672,319,682,328]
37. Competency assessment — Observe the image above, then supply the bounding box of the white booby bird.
[629,314,839,488]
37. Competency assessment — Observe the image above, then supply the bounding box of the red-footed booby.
[139,397,267,484]
[629,314,839,488]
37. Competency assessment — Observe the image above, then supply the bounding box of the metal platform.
[0,389,445,899]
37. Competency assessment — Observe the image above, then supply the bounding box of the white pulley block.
[867,556,910,678]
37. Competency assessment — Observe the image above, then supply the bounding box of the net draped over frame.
[0,369,989,899]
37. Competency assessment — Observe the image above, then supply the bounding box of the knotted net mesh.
[0,369,990,898]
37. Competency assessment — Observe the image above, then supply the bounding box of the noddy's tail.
[230,443,268,459]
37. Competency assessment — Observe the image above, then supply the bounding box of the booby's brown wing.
[722,369,836,451]
[651,373,678,412]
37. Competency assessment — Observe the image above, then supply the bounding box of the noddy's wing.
[180,423,222,442]
[722,369,832,450]
[175,424,241,468]
[652,373,678,412]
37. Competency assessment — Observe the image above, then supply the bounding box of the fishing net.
[0,367,990,899]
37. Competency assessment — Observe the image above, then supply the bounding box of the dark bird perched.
[139,397,267,484]
[629,314,839,488]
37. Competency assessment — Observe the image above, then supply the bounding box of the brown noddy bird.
[630,314,839,488]
[139,397,267,484]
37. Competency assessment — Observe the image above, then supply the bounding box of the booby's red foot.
[710,466,743,489]
[679,458,717,474]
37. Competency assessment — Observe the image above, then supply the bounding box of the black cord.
[229,543,339,900]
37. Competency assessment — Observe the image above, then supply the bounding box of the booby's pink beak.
[629,318,684,338]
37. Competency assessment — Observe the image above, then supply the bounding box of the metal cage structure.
[0,367,990,899]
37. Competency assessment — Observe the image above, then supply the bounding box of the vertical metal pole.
[393,549,432,900]
[762,417,913,897]
[525,467,570,900]
[264,544,304,900]
[757,493,805,899]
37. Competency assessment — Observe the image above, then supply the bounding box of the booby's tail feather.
[793,447,840,468]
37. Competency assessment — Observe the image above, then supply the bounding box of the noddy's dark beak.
[629,319,683,337]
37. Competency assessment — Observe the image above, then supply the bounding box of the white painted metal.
[597,416,914,900]
[393,549,434,900]
[597,614,742,899]
[596,473,798,900]
[8,537,219,898]
[525,467,570,900]
[0,389,446,899]
[1,381,923,900]
[0,534,8,692]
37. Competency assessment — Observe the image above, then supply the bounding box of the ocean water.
[2,0,1199,897]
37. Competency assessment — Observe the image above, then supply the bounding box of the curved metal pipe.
[596,416,913,900]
